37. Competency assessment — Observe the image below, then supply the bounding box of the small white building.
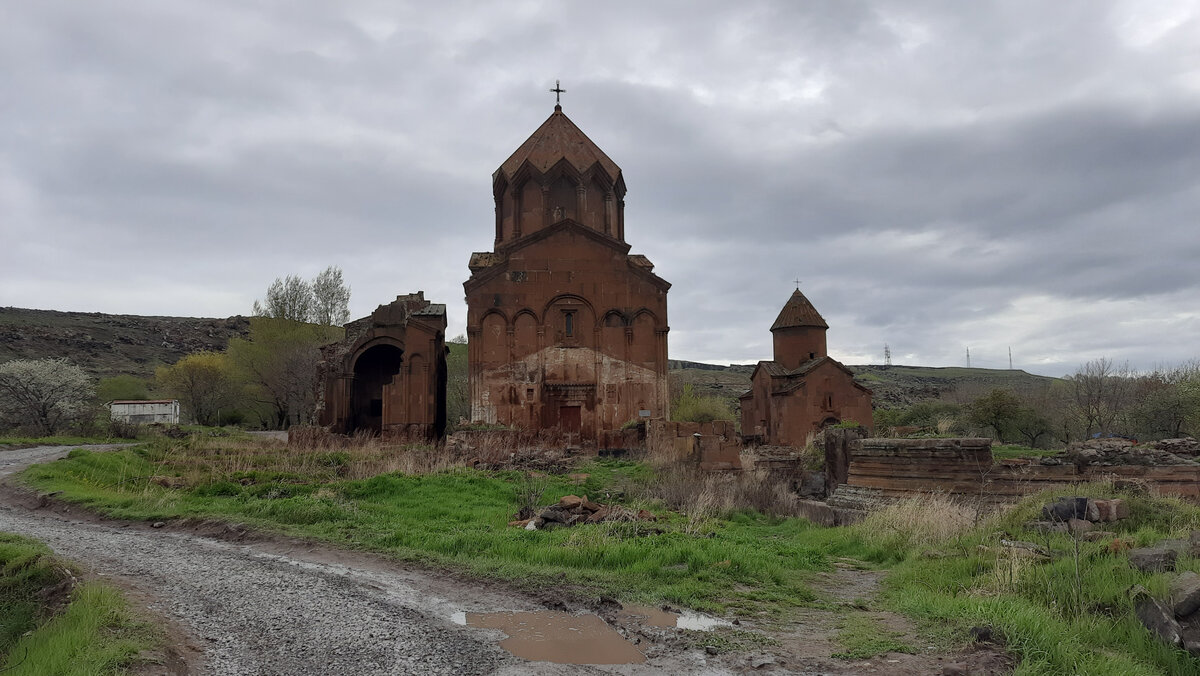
[109,399,180,425]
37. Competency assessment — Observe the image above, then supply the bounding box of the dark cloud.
[2,0,1198,377]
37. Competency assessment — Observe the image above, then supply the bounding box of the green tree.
[1013,407,1054,447]
[0,358,94,435]
[156,352,237,425]
[226,318,342,429]
[96,375,151,403]
[968,388,1022,440]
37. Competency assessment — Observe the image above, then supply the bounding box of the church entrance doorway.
[351,344,403,435]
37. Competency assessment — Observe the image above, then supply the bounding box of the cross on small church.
[550,80,565,106]
[794,278,802,290]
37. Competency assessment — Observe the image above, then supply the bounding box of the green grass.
[992,444,1064,460]
[18,438,1200,672]
[18,445,872,614]
[831,614,915,659]
[879,484,1200,674]
[0,532,157,674]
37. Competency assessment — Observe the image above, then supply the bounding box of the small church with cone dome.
[739,289,874,447]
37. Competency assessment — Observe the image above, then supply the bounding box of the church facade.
[739,289,873,447]
[464,103,670,444]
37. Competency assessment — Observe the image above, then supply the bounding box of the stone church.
[739,289,873,447]
[318,292,447,439]
[464,102,670,444]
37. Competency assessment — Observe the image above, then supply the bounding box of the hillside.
[0,307,250,379]
[669,359,1059,409]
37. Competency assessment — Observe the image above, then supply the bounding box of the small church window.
[564,311,575,337]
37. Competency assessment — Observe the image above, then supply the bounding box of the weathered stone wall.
[645,419,741,470]
[828,438,1200,511]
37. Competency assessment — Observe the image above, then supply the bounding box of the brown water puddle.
[461,610,645,665]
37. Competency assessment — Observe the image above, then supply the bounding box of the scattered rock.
[1092,498,1129,522]
[1000,539,1048,558]
[1041,497,1088,522]
[1129,547,1177,573]
[1082,530,1118,542]
[151,521,166,529]
[1169,571,1200,618]
[1067,518,1094,535]
[1182,627,1200,657]
[514,497,655,530]
[704,645,720,656]
[1135,594,1183,646]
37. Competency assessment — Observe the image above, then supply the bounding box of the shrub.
[671,385,734,423]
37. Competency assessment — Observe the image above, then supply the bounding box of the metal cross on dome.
[550,80,565,105]
[794,278,802,290]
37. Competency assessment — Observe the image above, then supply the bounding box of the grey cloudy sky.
[2,1,1198,376]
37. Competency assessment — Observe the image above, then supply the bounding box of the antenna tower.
[884,344,892,367]
[966,347,971,368]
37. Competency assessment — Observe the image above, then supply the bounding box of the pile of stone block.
[1026,496,1129,535]
[1153,438,1200,457]
[1067,438,1198,467]
[509,494,657,531]
[1131,532,1200,655]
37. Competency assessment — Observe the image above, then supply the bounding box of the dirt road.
[0,445,718,675]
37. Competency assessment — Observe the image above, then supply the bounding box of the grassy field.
[16,436,1200,673]
[0,532,157,675]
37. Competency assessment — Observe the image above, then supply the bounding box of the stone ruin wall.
[644,419,741,471]
[828,437,1200,511]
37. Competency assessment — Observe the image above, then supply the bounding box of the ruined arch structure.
[318,292,447,439]
[465,104,670,443]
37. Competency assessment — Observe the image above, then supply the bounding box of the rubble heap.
[1066,438,1198,467]
[1152,438,1200,456]
[509,494,657,531]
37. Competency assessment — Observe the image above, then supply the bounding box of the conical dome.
[770,289,828,331]
[496,106,622,181]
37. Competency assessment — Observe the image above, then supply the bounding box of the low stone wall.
[645,419,742,470]
[828,438,1200,510]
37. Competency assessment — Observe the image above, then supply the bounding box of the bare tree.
[253,267,351,326]
[311,266,351,327]
[0,358,94,435]
[253,275,314,323]
[1068,358,1135,437]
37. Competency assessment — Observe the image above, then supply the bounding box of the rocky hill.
[0,307,250,379]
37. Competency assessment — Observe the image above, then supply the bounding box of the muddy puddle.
[452,603,733,665]
[618,604,734,631]
[453,609,645,664]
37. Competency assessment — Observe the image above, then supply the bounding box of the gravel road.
[0,445,713,675]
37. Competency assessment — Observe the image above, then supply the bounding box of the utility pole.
[1008,346,1013,370]
[966,347,971,368]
